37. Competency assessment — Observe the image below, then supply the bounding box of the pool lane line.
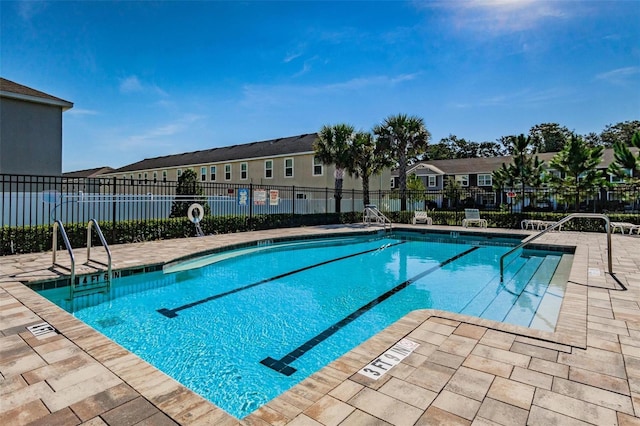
[260,246,481,376]
[157,241,407,318]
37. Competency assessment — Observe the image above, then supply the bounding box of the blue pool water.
[39,231,567,418]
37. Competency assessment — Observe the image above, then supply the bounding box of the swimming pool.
[38,231,571,418]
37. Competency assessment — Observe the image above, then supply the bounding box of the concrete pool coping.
[1,224,639,425]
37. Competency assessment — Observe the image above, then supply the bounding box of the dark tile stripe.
[157,241,407,318]
[261,246,481,376]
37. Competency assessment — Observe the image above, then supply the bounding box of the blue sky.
[2,1,639,172]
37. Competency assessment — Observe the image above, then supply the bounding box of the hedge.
[1,211,636,256]
[0,213,359,256]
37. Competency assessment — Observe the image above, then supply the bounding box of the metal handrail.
[52,220,75,291]
[500,213,612,282]
[86,219,112,291]
[363,205,392,230]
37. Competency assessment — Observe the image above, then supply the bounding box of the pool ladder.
[363,205,392,231]
[53,219,112,299]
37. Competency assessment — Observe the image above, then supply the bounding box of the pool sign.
[269,190,279,206]
[254,189,267,205]
[238,188,249,206]
[358,338,419,380]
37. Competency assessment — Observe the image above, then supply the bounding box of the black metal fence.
[2,173,639,231]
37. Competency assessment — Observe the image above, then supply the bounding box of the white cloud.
[119,75,168,96]
[16,1,48,21]
[596,66,640,85]
[129,114,205,142]
[420,0,569,34]
[67,108,99,116]
[240,72,420,108]
[119,76,144,93]
[284,51,303,63]
[451,86,571,108]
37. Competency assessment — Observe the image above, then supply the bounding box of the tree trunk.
[335,178,343,213]
[398,152,407,211]
[362,174,370,206]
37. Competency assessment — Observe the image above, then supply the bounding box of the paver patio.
[1,224,639,425]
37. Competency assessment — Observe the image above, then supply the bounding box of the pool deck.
[1,224,639,425]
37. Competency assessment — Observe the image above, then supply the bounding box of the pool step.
[460,256,530,317]
[479,256,546,322]
[502,255,561,327]
[461,253,565,328]
[529,254,573,332]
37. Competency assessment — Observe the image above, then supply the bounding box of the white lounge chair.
[462,209,487,228]
[610,222,639,234]
[521,219,561,231]
[412,210,433,225]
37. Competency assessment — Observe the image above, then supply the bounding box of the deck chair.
[462,208,487,228]
[412,210,433,225]
[610,222,638,234]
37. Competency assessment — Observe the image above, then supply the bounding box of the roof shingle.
[110,133,318,173]
[0,77,73,109]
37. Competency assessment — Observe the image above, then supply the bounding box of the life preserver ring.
[187,203,204,223]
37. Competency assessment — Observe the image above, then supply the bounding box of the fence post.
[111,177,117,244]
[325,188,328,218]
[249,182,253,229]
[352,188,355,213]
[292,185,295,216]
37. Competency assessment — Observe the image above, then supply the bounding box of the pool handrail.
[52,220,75,291]
[363,205,392,230]
[86,218,112,292]
[499,213,612,282]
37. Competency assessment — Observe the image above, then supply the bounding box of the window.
[240,162,248,180]
[390,178,395,188]
[138,173,143,183]
[153,171,157,182]
[284,158,294,178]
[162,170,167,182]
[610,168,631,183]
[225,164,231,180]
[210,166,216,181]
[478,174,492,186]
[143,172,148,182]
[177,169,182,178]
[201,167,207,181]
[456,175,469,187]
[264,160,273,179]
[427,175,436,187]
[296,193,307,199]
[313,157,323,176]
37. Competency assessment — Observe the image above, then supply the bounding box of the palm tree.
[313,124,355,213]
[444,177,462,209]
[548,134,606,211]
[492,163,515,208]
[502,134,545,209]
[374,114,430,211]
[608,131,640,182]
[347,131,391,206]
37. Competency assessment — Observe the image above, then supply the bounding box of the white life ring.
[187,203,204,223]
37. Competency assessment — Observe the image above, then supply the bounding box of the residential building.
[392,148,638,210]
[99,133,392,196]
[0,78,73,176]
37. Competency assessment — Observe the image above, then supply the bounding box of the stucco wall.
[0,97,63,176]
